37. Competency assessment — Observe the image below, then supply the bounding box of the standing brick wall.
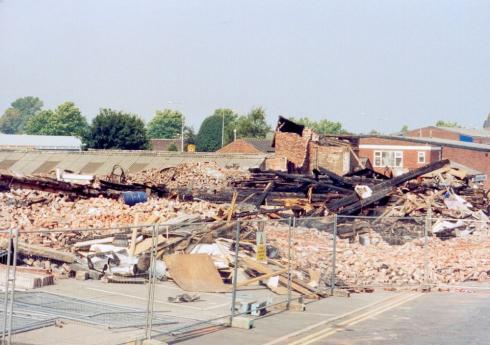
[308,143,350,175]
[405,127,490,145]
[441,147,490,188]
[274,130,312,171]
[405,127,460,141]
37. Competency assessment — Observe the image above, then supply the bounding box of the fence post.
[2,228,13,342]
[7,229,19,345]
[424,208,431,290]
[287,217,293,309]
[230,220,241,325]
[330,214,338,296]
[145,224,158,339]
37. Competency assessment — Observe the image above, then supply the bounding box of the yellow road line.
[264,293,409,345]
[288,292,422,345]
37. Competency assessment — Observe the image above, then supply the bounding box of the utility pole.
[233,128,237,142]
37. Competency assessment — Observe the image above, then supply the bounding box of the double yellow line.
[286,292,422,345]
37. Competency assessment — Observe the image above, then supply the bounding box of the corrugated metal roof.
[0,150,267,175]
[0,134,82,150]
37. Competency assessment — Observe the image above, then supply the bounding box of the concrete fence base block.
[288,301,306,312]
[231,316,254,329]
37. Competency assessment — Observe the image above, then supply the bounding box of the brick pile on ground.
[0,189,220,238]
[126,162,249,191]
[264,223,490,289]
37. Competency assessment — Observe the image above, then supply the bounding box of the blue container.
[122,191,148,206]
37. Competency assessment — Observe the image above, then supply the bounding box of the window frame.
[373,150,403,168]
[417,151,426,164]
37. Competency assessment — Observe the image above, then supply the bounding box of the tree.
[196,109,238,152]
[10,96,43,132]
[167,143,178,151]
[24,102,89,138]
[435,120,461,128]
[291,117,347,135]
[0,108,22,134]
[147,109,183,139]
[24,110,54,135]
[235,107,271,139]
[400,125,409,133]
[184,126,196,146]
[87,108,148,150]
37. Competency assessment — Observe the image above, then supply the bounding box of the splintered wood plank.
[164,254,227,292]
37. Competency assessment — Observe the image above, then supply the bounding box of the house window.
[417,151,426,164]
[374,151,403,168]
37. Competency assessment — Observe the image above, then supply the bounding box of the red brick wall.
[217,139,262,154]
[405,127,490,145]
[358,137,438,173]
[274,130,312,171]
[358,137,490,188]
[150,139,182,151]
[441,147,490,188]
[405,127,460,141]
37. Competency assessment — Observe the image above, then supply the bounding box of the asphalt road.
[175,286,490,345]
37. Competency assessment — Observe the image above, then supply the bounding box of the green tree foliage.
[147,109,183,139]
[24,110,54,135]
[292,117,347,134]
[0,96,43,133]
[87,108,148,150]
[196,109,238,152]
[0,108,22,134]
[400,125,409,133]
[167,143,178,151]
[435,120,461,128]
[24,102,89,138]
[11,96,43,132]
[184,126,196,146]
[235,107,271,139]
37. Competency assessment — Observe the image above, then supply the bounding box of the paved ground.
[8,281,490,345]
[169,285,490,345]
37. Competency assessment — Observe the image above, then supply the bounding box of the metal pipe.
[145,225,158,339]
[424,206,431,289]
[287,217,293,308]
[2,228,13,342]
[229,221,240,325]
[330,214,338,296]
[7,229,19,345]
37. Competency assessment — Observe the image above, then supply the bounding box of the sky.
[1,0,490,134]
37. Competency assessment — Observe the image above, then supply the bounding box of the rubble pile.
[127,162,249,191]
[265,223,490,288]
[0,189,220,232]
[0,158,488,298]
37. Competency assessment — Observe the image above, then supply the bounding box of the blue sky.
[1,0,489,133]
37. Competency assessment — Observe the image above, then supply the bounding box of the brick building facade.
[358,136,490,187]
[404,126,490,145]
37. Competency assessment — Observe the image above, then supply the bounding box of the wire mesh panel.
[333,215,426,291]
[427,217,490,289]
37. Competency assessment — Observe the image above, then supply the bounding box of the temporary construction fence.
[0,214,489,344]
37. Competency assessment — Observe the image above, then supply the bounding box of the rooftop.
[242,138,275,153]
[0,134,82,150]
